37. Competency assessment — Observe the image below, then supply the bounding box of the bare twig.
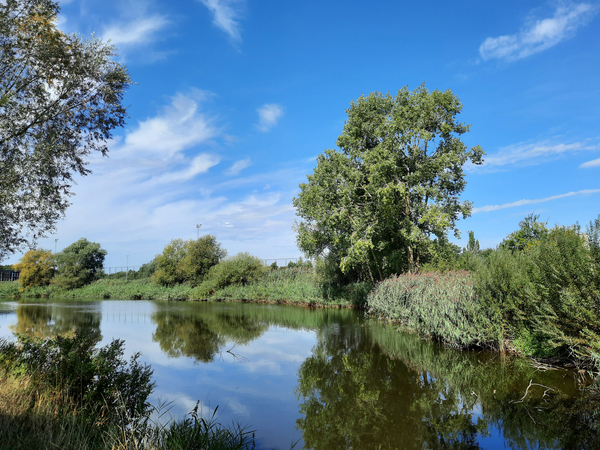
[512,379,556,404]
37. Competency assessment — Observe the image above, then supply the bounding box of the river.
[0,298,597,449]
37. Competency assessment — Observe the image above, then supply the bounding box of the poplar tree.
[294,84,484,279]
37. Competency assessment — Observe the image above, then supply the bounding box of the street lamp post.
[54,239,58,254]
[196,224,202,239]
[126,255,129,282]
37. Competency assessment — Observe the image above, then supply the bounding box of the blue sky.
[9,0,600,268]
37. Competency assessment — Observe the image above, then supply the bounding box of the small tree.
[152,239,188,287]
[53,238,106,289]
[152,235,226,287]
[12,248,54,290]
[180,235,227,286]
[465,231,480,253]
[501,214,548,252]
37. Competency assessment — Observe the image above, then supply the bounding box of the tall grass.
[3,267,370,307]
[367,271,501,349]
[0,333,256,450]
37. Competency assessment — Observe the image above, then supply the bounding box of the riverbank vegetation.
[0,332,255,450]
[368,215,600,383]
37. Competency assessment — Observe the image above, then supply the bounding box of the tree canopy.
[53,237,106,289]
[0,0,131,260]
[293,84,483,279]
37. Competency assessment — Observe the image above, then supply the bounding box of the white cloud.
[198,0,244,42]
[225,158,251,176]
[146,154,221,186]
[473,189,600,213]
[102,14,169,47]
[470,139,599,171]
[115,90,219,161]
[580,157,600,168]
[256,104,284,132]
[479,3,596,61]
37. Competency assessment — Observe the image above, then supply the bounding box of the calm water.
[0,298,597,449]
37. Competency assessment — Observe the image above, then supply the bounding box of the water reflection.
[9,299,102,344]
[151,305,268,362]
[296,321,598,449]
[0,299,597,449]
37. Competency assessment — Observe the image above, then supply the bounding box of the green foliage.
[367,271,501,348]
[286,257,313,269]
[52,238,106,289]
[152,239,188,287]
[293,84,484,279]
[152,236,226,287]
[500,213,549,252]
[12,248,54,291]
[587,214,600,264]
[2,331,154,423]
[0,0,131,260]
[466,230,480,253]
[0,280,19,297]
[193,252,265,297]
[180,235,227,286]
[148,404,256,450]
[137,258,158,278]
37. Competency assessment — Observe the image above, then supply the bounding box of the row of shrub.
[367,215,600,372]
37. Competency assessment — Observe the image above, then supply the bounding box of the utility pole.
[196,224,202,239]
[126,255,129,282]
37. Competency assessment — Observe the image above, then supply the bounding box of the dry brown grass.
[0,368,98,450]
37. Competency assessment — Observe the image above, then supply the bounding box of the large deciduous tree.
[0,0,132,260]
[293,84,483,279]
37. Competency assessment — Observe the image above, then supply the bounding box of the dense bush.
[471,225,600,360]
[193,252,265,297]
[12,249,54,291]
[53,238,106,289]
[152,236,226,287]
[367,271,501,348]
[1,331,154,422]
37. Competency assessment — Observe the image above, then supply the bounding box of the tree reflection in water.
[10,299,102,344]
[151,305,268,362]
[296,321,599,450]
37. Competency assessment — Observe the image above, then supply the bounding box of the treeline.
[12,238,106,291]
[368,213,600,373]
[12,235,312,299]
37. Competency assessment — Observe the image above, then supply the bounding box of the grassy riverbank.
[0,268,372,307]
[0,333,255,450]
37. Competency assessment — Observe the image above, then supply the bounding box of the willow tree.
[0,0,131,260]
[293,84,483,279]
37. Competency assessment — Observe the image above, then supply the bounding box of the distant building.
[0,270,20,281]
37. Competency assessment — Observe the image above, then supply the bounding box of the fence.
[97,258,311,280]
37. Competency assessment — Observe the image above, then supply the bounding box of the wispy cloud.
[225,158,251,176]
[581,157,600,168]
[479,3,596,61]
[114,90,219,161]
[102,14,169,47]
[256,104,283,132]
[469,139,599,172]
[18,90,309,268]
[198,0,245,42]
[473,189,600,213]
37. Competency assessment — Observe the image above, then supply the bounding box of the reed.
[366,271,501,349]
